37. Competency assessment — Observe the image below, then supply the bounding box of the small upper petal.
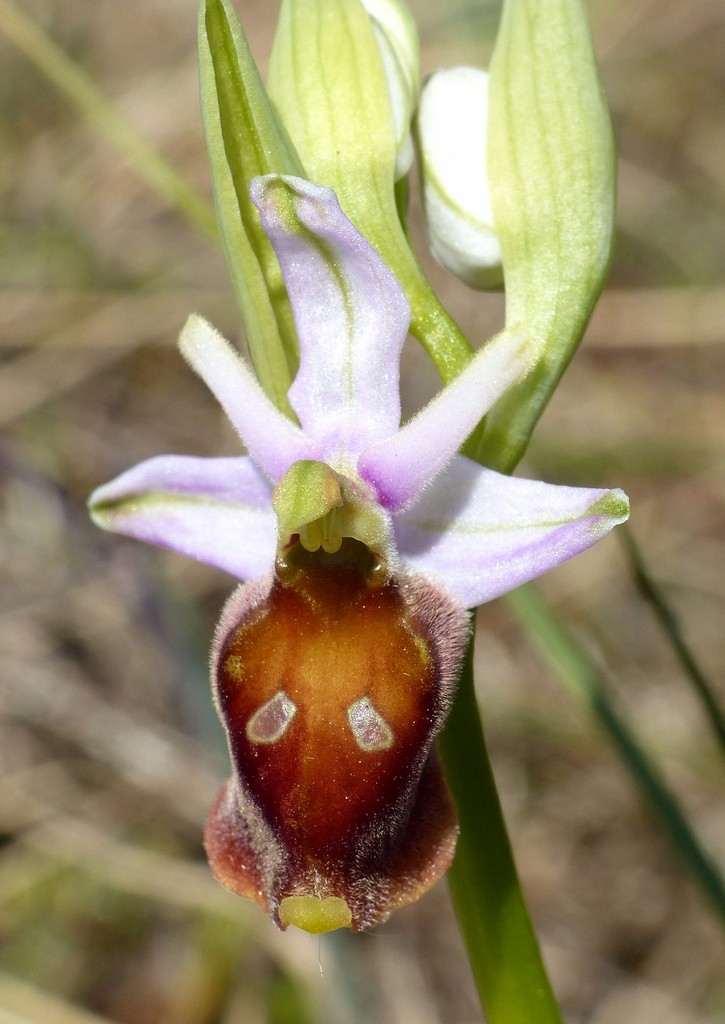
[395,455,629,607]
[89,455,277,581]
[358,327,533,512]
[251,175,411,463]
[179,314,320,482]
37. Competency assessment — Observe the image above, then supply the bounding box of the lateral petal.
[89,455,276,581]
[251,175,411,461]
[358,327,531,511]
[179,314,320,481]
[396,455,629,608]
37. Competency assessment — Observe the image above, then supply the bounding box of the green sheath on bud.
[361,0,420,178]
[199,0,305,413]
[482,0,617,472]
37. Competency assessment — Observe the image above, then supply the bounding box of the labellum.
[205,536,468,933]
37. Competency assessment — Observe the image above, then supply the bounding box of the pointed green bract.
[199,0,305,414]
[267,0,477,385]
[482,0,616,472]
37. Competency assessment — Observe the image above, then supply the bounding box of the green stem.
[439,630,564,1024]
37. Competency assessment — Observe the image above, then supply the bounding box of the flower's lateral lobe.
[178,314,320,481]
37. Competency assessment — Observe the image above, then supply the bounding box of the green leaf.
[267,0,477,386]
[622,528,725,755]
[507,583,725,930]
[199,0,306,414]
[482,0,616,471]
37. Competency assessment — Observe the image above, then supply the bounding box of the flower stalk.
[440,634,564,1024]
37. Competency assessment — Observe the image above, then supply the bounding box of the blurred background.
[1,0,725,1021]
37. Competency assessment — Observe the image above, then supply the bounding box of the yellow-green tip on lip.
[278,895,353,934]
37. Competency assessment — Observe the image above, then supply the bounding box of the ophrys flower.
[90,175,628,933]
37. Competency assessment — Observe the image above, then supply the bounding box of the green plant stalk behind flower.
[440,636,562,1024]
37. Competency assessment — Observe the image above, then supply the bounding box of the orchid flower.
[90,174,628,934]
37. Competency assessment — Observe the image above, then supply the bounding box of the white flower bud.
[418,67,502,288]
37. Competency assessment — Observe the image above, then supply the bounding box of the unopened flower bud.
[418,67,503,289]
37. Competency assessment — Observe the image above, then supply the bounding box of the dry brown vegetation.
[1,0,725,1021]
